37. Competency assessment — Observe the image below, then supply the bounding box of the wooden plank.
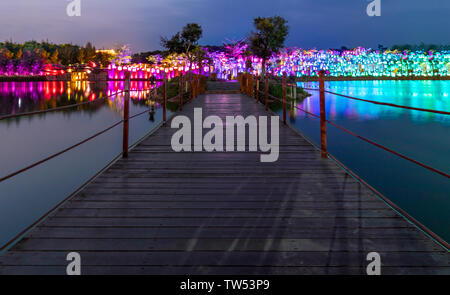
[9,237,443,252]
[1,251,447,267]
[28,226,427,239]
[1,265,448,275]
[52,208,399,218]
[73,193,381,201]
[64,201,389,209]
[38,216,415,228]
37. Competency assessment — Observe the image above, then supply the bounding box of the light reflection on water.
[278,80,450,244]
[0,80,449,248]
[0,81,173,249]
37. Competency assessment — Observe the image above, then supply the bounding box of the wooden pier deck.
[0,92,448,275]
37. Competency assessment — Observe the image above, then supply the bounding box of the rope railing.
[0,74,192,122]
[265,78,450,115]
[326,90,450,115]
[298,87,450,115]
[247,73,450,179]
[0,72,206,253]
[268,93,449,178]
[259,89,318,119]
[325,119,449,178]
[0,93,182,183]
[0,90,126,121]
[0,120,124,183]
[0,71,204,183]
[243,71,450,249]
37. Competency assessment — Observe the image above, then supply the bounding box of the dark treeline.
[131,50,165,63]
[132,43,450,65]
[390,43,450,52]
[130,45,224,64]
[0,40,114,67]
[3,39,450,71]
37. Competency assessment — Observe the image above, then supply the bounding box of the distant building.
[96,49,116,55]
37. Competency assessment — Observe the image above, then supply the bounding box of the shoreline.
[296,76,450,82]
[1,75,450,83]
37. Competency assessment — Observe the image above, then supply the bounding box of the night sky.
[1,0,449,52]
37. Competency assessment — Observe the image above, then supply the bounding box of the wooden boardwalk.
[0,92,448,275]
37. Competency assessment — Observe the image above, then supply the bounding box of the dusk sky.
[1,0,449,52]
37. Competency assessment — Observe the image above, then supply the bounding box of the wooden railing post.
[163,72,167,122]
[319,70,327,158]
[292,81,296,100]
[196,74,199,97]
[246,74,249,96]
[189,70,192,101]
[265,75,269,111]
[179,73,183,111]
[194,74,197,98]
[122,71,130,158]
[251,74,254,98]
[192,74,195,98]
[256,76,259,102]
[282,72,287,125]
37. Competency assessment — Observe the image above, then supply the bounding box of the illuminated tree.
[49,50,60,64]
[112,44,132,65]
[161,23,203,73]
[249,16,289,77]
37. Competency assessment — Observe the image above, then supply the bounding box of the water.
[272,80,449,244]
[0,80,449,249]
[0,81,174,249]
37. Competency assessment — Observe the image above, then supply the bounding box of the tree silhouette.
[249,16,289,77]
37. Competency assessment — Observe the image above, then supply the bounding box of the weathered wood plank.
[9,237,443,252]
[37,216,416,228]
[1,265,448,275]
[64,201,389,209]
[28,226,427,240]
[1,251,447,267]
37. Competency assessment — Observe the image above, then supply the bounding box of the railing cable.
[0,90,126,121]
[260,90,450,178]
[0,120,124,183]
[298,87,450,115]
[0,91,180,183]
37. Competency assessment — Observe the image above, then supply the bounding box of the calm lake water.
[273,80,449,244]
[0,81,173,249]
[0,80,449,249]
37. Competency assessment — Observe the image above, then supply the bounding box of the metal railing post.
[282,72,287,125]
[122,71,130,158]
[163,72,167,122]
[265,75,269,111]
[319,70,327,158]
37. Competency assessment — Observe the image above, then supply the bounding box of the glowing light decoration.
[205,47,450,78]
[100,47,450,81]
